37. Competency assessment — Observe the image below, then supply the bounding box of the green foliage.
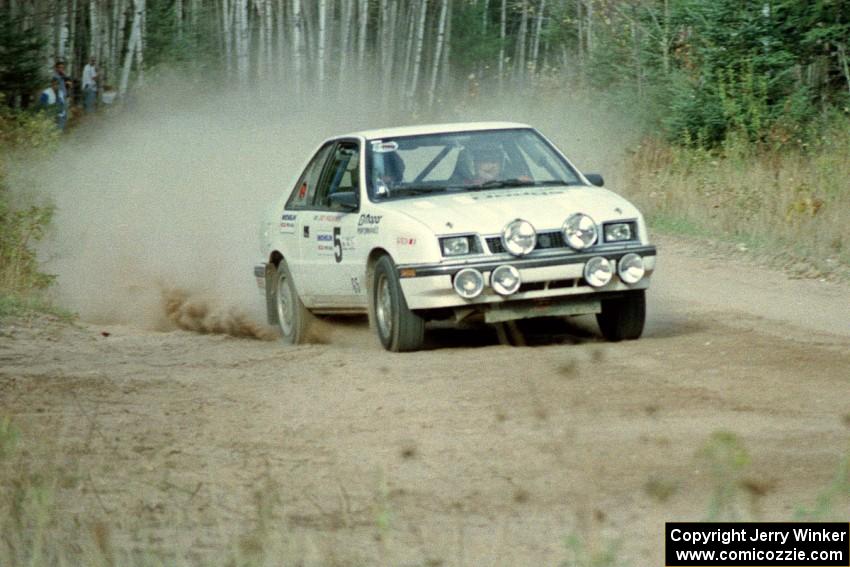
[0,11,48,106]
[450,2,504,76]
[144,0,223,73]
[794,453,850,521]
[562,533,624,567]
[698,431,751,521]
[0,107,58,305]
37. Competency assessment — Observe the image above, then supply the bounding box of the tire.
[371,255,425,352]
[596,290,646,342]
[272,260,311,344]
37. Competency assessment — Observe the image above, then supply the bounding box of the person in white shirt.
[38,78,67,130]
[82,56,98,113]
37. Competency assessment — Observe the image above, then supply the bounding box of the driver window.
[315,141,360,211]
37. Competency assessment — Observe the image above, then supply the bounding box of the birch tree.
[515,0,528,81]
[235,0,249,84]
[530,0,545,74]
[407,0,428,105]
[427,0,449,108]
[498,0,506,89]
[317,0,326,94]
[119,0,143,95]
[357,0,368,72]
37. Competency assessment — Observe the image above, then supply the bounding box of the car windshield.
[366,128,582,201]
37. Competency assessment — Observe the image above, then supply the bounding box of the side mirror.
[328,191,358,211]
[584,173,604,187]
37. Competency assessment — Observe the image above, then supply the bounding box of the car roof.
[346,121,533,141]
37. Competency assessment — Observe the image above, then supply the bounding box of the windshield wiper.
[468,178,536,191]
[392,185,448,196]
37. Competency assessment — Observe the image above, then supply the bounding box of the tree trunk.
[67,0,77,76]
[119,0,142,95]
[427,0,448,107]
[317,0,326,94]
[292,0,303,93]
[400,1,417,98]
[338,0,352,92]
[222,0,233,75]
[440,0,451,91]
[407,0,428,105]
[530,0,545,74]
[357,0,368,72]
[265,0,274,77]
[135,0,145,87]
[515,0,528,81]
[235,0,249,84]
[576,0,583,68]
[175,0,182,38]
[498,0,506,90]
[837,43,850,95]
[88,0,98,59]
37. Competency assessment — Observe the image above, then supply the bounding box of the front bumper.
[397,245,656,311]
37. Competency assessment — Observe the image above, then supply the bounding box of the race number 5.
[333,227,342,263]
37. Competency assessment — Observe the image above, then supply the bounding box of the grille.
[486,230,566,254]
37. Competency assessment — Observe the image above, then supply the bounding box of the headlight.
[563,213,598,250]
[583,256,613,287]
[603,221,635,243]
[453,268,484,299]
[491,265,521,296]
[501,219,536,256]
[441,236,470,256]
[617,253,645,284]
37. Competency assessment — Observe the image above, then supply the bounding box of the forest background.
[0,0,849,312]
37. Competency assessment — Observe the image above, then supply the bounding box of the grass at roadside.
[2,414,846,566]
[0,108,68,322]
[0,293,75,322]
[625,114,850,281]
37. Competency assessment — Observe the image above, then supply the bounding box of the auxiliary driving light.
[453,268,485,299]
[491,265,521,296]
[501,219,537,256]
[584,256,613,288]
[563,213,598,250]
[617,253,645,284]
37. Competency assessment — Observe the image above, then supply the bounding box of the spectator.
[38,78,67,130]
[82,56,98,113]
[52,60,68,100]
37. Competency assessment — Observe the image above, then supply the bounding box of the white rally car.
[255,122,656,351]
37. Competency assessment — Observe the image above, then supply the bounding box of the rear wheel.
[273,261,311,344]
[371,255,425,352]
[596,290,646,341]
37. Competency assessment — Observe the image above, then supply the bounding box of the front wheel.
[371,255,425,352]
[596,290,646,341]
[273,261,311,344]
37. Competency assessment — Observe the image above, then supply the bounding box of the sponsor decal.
[313,213,344,222]
[396,236,416,246]
[357,213,383,235]
[279,213,297,233]
[316,231,334,255]
[470,189,566,200]
[371,141,399,153]
[350,276,362,295]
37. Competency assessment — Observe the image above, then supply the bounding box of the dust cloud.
[21,75,637,339]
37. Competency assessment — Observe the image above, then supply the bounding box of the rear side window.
[286,143,333,210]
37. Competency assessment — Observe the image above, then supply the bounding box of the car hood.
[377,186,642,235]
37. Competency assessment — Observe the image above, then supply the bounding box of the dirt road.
[1,235,848,566]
